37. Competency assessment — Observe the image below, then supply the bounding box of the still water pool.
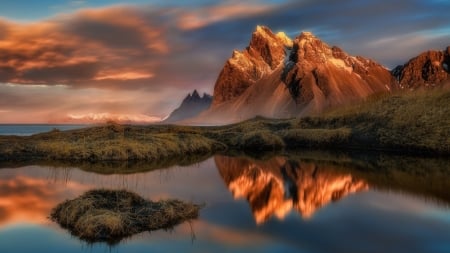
[0,154,449,253]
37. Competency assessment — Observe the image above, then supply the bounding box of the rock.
[282,32,395,107]
[392,48,450,89]
[163,90,212,123]
[212,26,292,106]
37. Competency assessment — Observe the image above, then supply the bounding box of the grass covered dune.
[0,88,449,161]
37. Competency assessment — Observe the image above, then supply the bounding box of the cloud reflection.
[0,175,89,226]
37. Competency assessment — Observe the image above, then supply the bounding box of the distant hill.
[163,90,212,123]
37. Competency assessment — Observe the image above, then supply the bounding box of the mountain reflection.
[215,156,368,223]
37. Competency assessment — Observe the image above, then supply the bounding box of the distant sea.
[0,124,88,136]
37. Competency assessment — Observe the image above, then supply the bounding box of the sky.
[0,0,449,123]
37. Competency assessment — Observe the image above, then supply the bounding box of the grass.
[0,88,449,161]
[50,189,201,244]
[304,88,450,154]
[0,122,226,161]
[280,128,352,148]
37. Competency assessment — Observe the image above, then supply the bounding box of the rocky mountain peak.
[191,89,200,99]
[289,31,334,64]
[212,26,292,106]
[276,31,293,48]
[299,31,314,38]
[203,92,212,99]
[392,47,450,89]
[282,32,394,106]
[163,90,212,123]
[248,25,291,69]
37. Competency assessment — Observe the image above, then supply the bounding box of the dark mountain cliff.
[392,47,450,89]
[163,90,212,123]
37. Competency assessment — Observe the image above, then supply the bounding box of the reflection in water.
[0,173,88,226]
[0,152,212,175]
[0,153,449,253]
[216,156,368,223]
[0,160,222,231]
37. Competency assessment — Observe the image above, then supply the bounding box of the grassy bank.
[0,88,449,161]
[0,123,226,161]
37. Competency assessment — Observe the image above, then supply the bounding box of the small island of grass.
[50,189,202,244]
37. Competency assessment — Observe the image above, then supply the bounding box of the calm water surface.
[0,124,88,136]
[0,154,449,253]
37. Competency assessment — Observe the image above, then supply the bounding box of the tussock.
[50,189,201,244]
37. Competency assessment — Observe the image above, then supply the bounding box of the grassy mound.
[50,189,201,244]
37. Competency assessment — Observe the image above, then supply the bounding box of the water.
[0,153,449,253]
[0,124,88,136]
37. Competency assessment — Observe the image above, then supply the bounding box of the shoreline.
[1,89,449,161]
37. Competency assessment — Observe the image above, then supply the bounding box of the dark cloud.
[20,62,100,83]
[0,66,16,82]
[0,6,170,90]
[65,18,150,50]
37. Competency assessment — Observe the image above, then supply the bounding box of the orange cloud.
[0,7,166,88]
[177,3,273,30]
[94,71,154,81]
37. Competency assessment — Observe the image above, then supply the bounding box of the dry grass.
[280,128,352,147]
[0,122,225,161]
[50,189,201,244]
[307,88,450,154]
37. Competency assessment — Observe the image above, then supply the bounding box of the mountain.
[163,90,212,123]
[215,155,368,223]
[185,26,450,125]
[191,26,396,124]
[392,47,450,89]
[212,26,292,106]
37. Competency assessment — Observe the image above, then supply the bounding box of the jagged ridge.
[212,26,292,106]
[163,90,212,123]
[392,47,450,89]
